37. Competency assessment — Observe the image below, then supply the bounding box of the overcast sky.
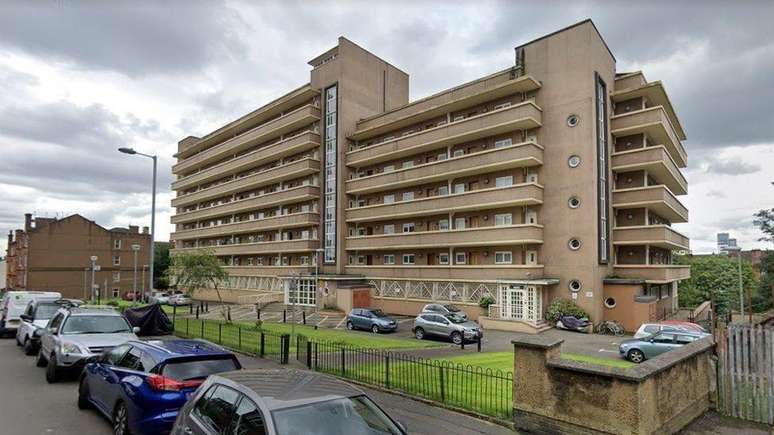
[0,0,772,255]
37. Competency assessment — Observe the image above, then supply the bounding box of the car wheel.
[45,354,60,383]
[346,321,354,331]
[23,337,35,356]
[35,349,47,367]
[627,349,645,364]
[371,324,380,334]
[450,331,463,345]
[414,327,425,340]
[113,401,131,435]
[15,335,22,346]
[77,376,91,410]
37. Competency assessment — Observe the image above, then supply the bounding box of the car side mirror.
[20,314,31,322]
[132,326,141,334]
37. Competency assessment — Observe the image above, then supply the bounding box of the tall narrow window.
[595,73,610,264]
[323,85,338,264]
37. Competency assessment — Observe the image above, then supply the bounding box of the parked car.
[619,330,710,363]
[413,312,482,345]
[633,322,707,339]
[149,291,170,305]
[36,305,140,383]
[168,294,191,306]
[421,303,468,321]
[78,339,242,435]
[122,291,147,302]
[0,291,61,336]
[346,308,397,333]
[171,369,407,435]
[16,299,62,355]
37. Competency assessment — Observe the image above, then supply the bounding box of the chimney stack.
[24,213,32,231]
[129,225,139,233]
[142,226,149,235]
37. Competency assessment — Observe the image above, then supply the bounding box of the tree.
[153,242,171,290]
[753,251,774,312]
[166,249,230,321]
[753,208,774,242]
[677,255,758,314]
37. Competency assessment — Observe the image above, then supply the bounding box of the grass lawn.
[415,351,634,372]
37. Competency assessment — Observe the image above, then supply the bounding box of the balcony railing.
[611,106,687,167]
[610,81,686,141]
[345,264,544,281]
[174,239,319,256]
[222,265,314,276]
[171,185,319,224]
[611,145,687,195]
[345,183,543,223]
[612,225,690,250]
[172,158,320,208]
[171,212,319,241]
[346,101,542,166]
[174,104,321,174]
[612,185,688,223]
[172,132,320,191]
[346,225,543,251]
[346,142,543,195]
[613,265,691,283]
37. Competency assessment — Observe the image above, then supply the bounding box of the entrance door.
[500,285,526,320]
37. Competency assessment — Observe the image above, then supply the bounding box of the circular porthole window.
[567,114,580,127]
[569,280,582,292]
[568,196,581,209]
[568,238,582,251]
[604,297,617,309]
[568,155,581,168]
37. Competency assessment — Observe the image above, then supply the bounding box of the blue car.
[77,339,241,435]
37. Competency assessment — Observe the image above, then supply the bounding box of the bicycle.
[595,320,625,336]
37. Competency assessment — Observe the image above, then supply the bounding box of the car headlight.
[60,341,82,354]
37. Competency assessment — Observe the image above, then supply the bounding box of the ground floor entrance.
[498,284,542,323]
[284,276,318,307]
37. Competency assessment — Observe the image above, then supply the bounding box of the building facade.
[170,20,690,331]
[717,232,739,254]
[5,214,152,300]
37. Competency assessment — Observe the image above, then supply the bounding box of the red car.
[122,291,145,302]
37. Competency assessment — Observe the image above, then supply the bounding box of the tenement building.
[5,214,153,300]
[170,20,690,332]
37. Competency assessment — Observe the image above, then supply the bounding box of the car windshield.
[34,304,60,319]
[443,304,460,312]
[162,357,239,381]
[61,315,131,334]
[447,314,467,324]
[271,395,403,435]
[370,310,388,318]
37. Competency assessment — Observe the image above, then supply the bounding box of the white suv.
[1,291,61,336]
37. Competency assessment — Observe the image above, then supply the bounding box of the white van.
[0,291,61,336]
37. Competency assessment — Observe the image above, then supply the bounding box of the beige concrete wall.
[603,283,653,332]
[372,296,483,321]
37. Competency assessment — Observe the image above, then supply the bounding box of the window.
[112,288,120,298]
[495,176,513,187]
[494,138,512,149]
[227,397,266,435]
[453,115,465,122]
[452,149,465,157]
[438,219,449,231]
[402,191,414,202]
[596,73,610,265]
[568,238,582,251]
[323,85,338,264]
[357,256,365,265]
[676,335,697,344]
[403,223,415,233]
[383,255,395,265]
[526,250,538,265]
[494,213,512,226]
[103,344,131,366]
[402,254,415,265]
[112,272,120,283]
[383,194,395,204]
[383,224,395,234]
[525,209,537,225]
[569,280,582,292]
[402,161,414,169]
[439,253,450,265]
[454,217,466,230]
[113,239,122,250]
[568,155,581,168]
[494,101,512,110]
[193,385,240,433]
[299,256,309,265]
[437,153,447,161]
[453,183,465,194]
[568,196,581,209]
[495,251,512,264]
[112,255,121,266]
[455,252,467,265]
[604,297,616,309]
[567,114,580,127]
[383,165,394,172]
[653,333,676,344]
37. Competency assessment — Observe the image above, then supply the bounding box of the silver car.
[413,312,482,345]
[36,305,139,383]
[421,303,468,321]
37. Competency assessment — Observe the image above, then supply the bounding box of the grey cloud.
[707,190,726,198]
[0,0,248,77]
[704,158,761,176]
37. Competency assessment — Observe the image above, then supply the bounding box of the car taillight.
[146,374,203,391]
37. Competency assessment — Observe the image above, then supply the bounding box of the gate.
[717,324,774,424]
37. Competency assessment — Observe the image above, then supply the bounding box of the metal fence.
[717,324,774,424]
[173,318,290,365]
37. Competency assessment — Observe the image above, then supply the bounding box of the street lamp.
[90,256,98,303]
[314,248,324,309]
[118,147,157,303]
[131,244,141,303]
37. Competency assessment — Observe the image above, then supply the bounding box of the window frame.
[455,252,467,265]
[402,254,415,265]
[495,251,513,265]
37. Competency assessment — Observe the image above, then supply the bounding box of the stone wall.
[512,335,715,434]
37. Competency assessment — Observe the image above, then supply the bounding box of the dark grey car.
[171,369,407,435]
[413,312,482,345]
[346,308,397,333]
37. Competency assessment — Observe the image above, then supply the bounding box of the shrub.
[545,298,589,323]
[105,300,120,307]
[479,294,496,309]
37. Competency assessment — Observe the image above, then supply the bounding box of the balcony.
[222,266,313,276]
[346,224,543,251]
[174,239,319,256]
[346,141,543,195]
[172,132,320,191]
[172,158,320,208]
[352,73,542,140]
[174,104,321,174]
[612,185,688,223]
[611,146,686,195]
[345,264,545,281]
[611,106,687,167]
[611,81,686,141]
[171,185,319,224]
[613,265,691,283]
[346,101,542,166]
[346,183,543,223]
[613,225,690,251]
[171,212,319,241]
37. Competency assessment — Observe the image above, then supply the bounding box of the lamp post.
[90,256,98,303]
[131,244,141,303]
[142,265,147,298]
[118,147,157,303]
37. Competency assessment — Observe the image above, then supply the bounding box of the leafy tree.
[753,208,774,242]
[753,252,774,312]
[166,249,230,320]
[677,255,758,314]
[153,242,171,290]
